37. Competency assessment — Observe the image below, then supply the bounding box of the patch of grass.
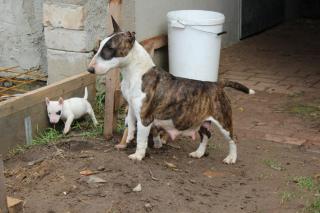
[289,105,320,118]
[32,128,63,145]
[294,176,315,191]
[72,121,104,138]
[306,197,320,213]
[95,92,105,115]
[280,191,295,204]
[115,106,127,134]
[264,159,283,171]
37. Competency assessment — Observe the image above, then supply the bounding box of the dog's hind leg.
[209,117,237,164]
[128,121,151,161]
[189,125,211,158]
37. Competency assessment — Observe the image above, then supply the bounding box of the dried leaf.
[80,169,94,176]
[203,170,224,178]
[164,161,176,169]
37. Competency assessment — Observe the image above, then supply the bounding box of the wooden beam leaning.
[0,155,8,213]
[140,35,168,57]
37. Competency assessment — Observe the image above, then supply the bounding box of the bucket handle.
[217,31,227,36]
[171,20,227,36]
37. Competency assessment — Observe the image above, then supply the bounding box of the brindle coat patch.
[140,66,234,138]
[99,32,135,60]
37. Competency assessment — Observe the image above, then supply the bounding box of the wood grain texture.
[0,155,8,213]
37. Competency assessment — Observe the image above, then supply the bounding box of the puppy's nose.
[87,67,95,74]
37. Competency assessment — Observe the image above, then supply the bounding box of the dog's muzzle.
[87,67,95,74]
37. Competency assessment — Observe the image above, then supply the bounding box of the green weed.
[264,159,283,171]
[306,197,320,213]
[280,191,295,204]
[294,176,315,191]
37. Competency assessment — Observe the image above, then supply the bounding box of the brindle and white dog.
[88,17,255,164]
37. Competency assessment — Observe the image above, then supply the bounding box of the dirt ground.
[3,19,320,213]
[4,89,320,213]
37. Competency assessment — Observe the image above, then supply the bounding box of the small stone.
[133,183,142,192]
[97,166,105,171]
[144,203,152,212]
[87,175,107,184]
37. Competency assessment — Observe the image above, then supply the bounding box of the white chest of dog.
[45,87,98,134]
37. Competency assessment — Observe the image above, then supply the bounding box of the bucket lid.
[167,10,225,26]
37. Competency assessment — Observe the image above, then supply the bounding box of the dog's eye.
[56,110,61,115]
[100,47,115,60]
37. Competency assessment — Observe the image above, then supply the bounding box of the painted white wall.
[134,0,240,47]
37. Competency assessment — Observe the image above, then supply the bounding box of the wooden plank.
[7,197,23,213]
[0,72,95,117]
[104,70,117,140]
[140,35,168,57]
[0,155,8,213]
[103,0,122,139]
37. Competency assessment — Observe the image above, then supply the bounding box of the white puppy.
[45,87,98,134]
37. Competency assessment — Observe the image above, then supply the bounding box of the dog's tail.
[83,87,88,100]
[219,80,255,95]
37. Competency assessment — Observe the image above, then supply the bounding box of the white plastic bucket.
[167,10,225,82]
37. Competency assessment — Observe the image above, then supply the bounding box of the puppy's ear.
[58,97,64,105]
[111,15,121,33]
[45,97,50,105]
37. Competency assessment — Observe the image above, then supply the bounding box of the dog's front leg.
[63,115,74,134]
[115,106,136,149]
[128,121,151,161]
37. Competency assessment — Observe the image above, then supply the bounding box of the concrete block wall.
[0,0,46,72]
[44,0,108,84]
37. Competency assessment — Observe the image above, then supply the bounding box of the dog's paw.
[128,153,144,161]
[115,143,127,149]
[223,154,237,164]
[189,151,203,158]
[153,138,163,149]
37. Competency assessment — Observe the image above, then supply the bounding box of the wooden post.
[103,69,118,140]
[0,155,8,213]
[103,0,122,140]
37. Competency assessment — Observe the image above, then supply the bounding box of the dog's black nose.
[87,67,95,74]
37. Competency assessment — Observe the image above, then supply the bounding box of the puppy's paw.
[128,153,144,161]
[189,151,203,159]
[63,129,69,135]
[153,142,163,149]
[115,143,127,149]
[223,154,237,164]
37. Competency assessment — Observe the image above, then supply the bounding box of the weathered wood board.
[0,72,96,155]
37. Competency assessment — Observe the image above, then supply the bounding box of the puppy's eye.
[56,110,61,115]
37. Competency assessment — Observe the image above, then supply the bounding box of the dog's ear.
[93,39,101,54]
[45,97,50,105]
[126,31,136,44]
[58,97,64,105]
[111,16,121,33]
